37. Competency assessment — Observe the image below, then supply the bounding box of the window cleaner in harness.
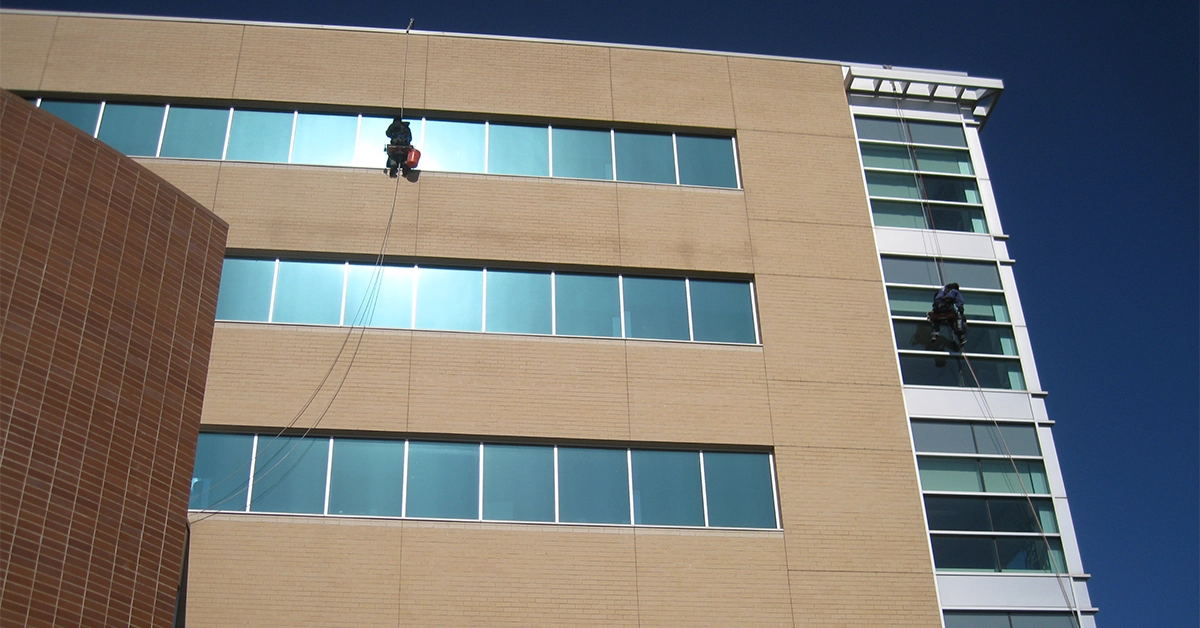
[928,282,968,350]
[384,117,420,178]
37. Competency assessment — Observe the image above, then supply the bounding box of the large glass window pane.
[963,292,1010,323]
[887,287,936,318]
[911,421,976,454]
[355,116,421,168]
[40,100,101,135]
[907,120,968,147]
[882,258,1002,290]
[931,535,997,571]
[970,357,1026,390]
[250,436,329,514]
[915,147,974,175]
[943,612,1012,628]
[190,433,253,511]
[860,143,913,170]
[215,258,275,322]
[689,280,757,344]
[702,452,776,528]
[1009,613,1078,628]
[405,441,479,519]
[557,447,630,524]
[272,261,344,325]
[631,450,704,526]
[894,319,947,352]
[622,276,689,341]
[485,270,551,334]
[614,131,675,184]
[928,204,988,233]
[487,124,549,176]
[996,537,1064,572]
[414,267,483,332]
[345,264,413,328]
[421,120,484,173]
[291,113,358,166]
[943,260,1002,290]
[854,117,905,142]
[901,355,1025,390]
[925,496,990,531]
[974,424,1040,456]
[981,460,1049,494]
[882,257,940,286]
[676,135,737,188]
[921,175,982,204]
[871,200,927,229]
[96,103,165,156]
[225,110,293,163]
[918,457,983,492]
[160,106,228,159]
[865,171,920,199]
[551,128,612,180]
[482,444,554,522]
[554,273,621,337]
[988,498,1056,533]
[963,325,1018,356]
[327,439,404,517]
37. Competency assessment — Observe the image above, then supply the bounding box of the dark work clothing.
[932,287,965,315]
[386,120,412,144]
[384,120,413,178]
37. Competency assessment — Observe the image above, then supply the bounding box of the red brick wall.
[0,90,228,627]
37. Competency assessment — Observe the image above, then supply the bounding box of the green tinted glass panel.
[405,442,479,519]
[703,452,776,528]
[860,143,913,170]
[887,287,937,317]
[215,259,275,322]
[482,445,554,522]
[996,537,1064,572]
[485,270,551,334]
[328,439,404,516]
[911,421,977,454]
[190,433,253,511]
[272,261,343,325]
[900,355,1024,389]
[981,460,1049,494]
[689,280,756,343]
[250,436,328,514]
[854,117,905,142]
[929,204,988,233]
[622,276,689,341]
[291,113,358,166]
[964,292,1009,322]
[881,257,1001,289]
[918,457,983,492]
[487,124,549,176]
[40,100,100,135]
[226,110,293,162]
[631,450,704,526]
[557,448,630,524]
[943,612,1012,628]
[1010,613,1078,628]
[414,267,482,331]
[963,325,1019,356]
[872,200,927,229]
[421,120,484,173]
[922,176,982,204]
[552,128,612,180]
[915,147,974,174]
[973,423,1040,456]
[160,106,228,159]
[931,536,997,571]
[97,103,165,156]
[554,273,621,337]
[614,131,675,183]
[988,497,1055,533]
[355,117,420,168]
[676,135,737,188]
[925,496,990,531]
[345,265,413,328]
[908,120,967,147]
[865,171,920,199]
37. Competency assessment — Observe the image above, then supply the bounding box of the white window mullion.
[483,121,490,174]
[267,259,280,322]
[155,104,169,157]
[671,133,680,185]
[245,434,259,512]
[698,451,710,527]
[684,278,694,341]
[323,438,334,515]
[626,449,636,525]
[769,452,781,529]
[553,446,560,523]
[550,271,557,335]
[609,129,617,181]
[481,268,488,332]
[477,443,485,521]
[94,102,105,138]
[731,136,742,189]
[287,111,298,163]
[410,265,419,329]
[618,275,627,338]
[353,114,363,166]
[749,281,761,345]
[547,126,554,177]
[401,440,410,518]
[339,263,348,326]
[221,108,234,160]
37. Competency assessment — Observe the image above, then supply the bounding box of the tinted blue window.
[552,128,612,180]
[345,264,413,328]
[900,355,1025,390]
[421,120,484,173]
[485,270,551,334]
[97,103,165,156]
[907,120,967,147]
[328,439,404,517]
[226,110,293,163]
[190,433,253,511]
[272,261,344,325]
[159,106,228,159]
[631,450,704,526]
[250,436,329,514]
[405,441,479,519]
[215,259,275,322]
[291,113,358,166]
[689,280,756,343]
[614,131,675,184]
[854,117,906,143]
[488,124,549,176]
[676,135,738,188]
[482,444,554,522]
[39,100,100,135]
[703,452,776,528]
[414,267,483,331]
[558,448,630,524]
[881,257,1001,290]
[554,273,621,337]
[623,276,689,341]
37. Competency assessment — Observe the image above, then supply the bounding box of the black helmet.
[946,282,960,290]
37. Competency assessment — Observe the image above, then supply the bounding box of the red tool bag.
[405,148,421,169]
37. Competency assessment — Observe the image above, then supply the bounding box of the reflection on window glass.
[887,287,1008,322]
[918,457,1048,494]
[554,273,621,337]
[405,441,479,519]
[914,147,974,175]
[421,120,484,173]
[900,355,1024,390]
[881,257,1002,290]
[689,280,756,343]
[39,100,101,135]
[250,436,328,514]
[631,450,704,526]
[291,113,358,166]
[226,110,293,163]
[552,128,612,180]
[919,457,984,492]
[97,103,165,156]
[355,117,420,168]
[614,131,675,184]
[871,200,986,233]
[328,439,404,516]
[931,535,997,570]
[925,495,991,531]
[488,124,549,176]
[911,421,1039,456]
[907,120,967,147]
[272,261,343,325]
[872,200,928,229]
[981,459,1049,493]
[345,265,412,328]
[944,612,1079,628]
[676,135,738,188]
[973,423,1040,456]
[160,106,228,159]
[860,143,913,170]
[557,448,630,524]
[865,171,920,200]
[925,496,1057,534]
[928,204,987,233]
[995,537,1064,572]
[854,117,905,142]
[190,433,253,510]
[482,444,554,522]
[622,276,689,341]
[415,267,482,331]
[892,320,1017,356]
[921,175,981,204]
[703,452,775,528]
[485,270,551,334]
[216,259,275,322]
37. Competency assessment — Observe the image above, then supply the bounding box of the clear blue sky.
[10,0,1198,624]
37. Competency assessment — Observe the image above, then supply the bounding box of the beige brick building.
[2,10,1095,627]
